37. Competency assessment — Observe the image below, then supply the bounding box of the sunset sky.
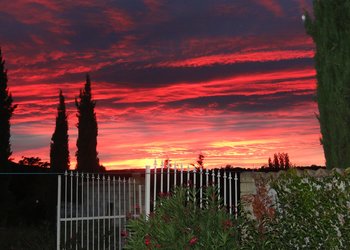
[1,0,324,169]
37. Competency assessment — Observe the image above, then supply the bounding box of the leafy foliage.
[127,170,350,249]
[243,169,350,249]
[304,1,350,169]
[125,187,243,249]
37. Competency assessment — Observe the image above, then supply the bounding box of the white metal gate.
[56,171,144,250]
[144,162,240,217]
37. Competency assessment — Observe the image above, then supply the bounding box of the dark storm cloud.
[108,90,314,114]
[165,90,314,113]
[92,58,313,88]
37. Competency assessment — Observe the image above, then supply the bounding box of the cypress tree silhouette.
[273,153,279,169]
[0,49,17,168]
[304,1,350,169]
[50,90,69,172]
[75,75,100,172]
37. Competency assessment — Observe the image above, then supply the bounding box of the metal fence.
[144,161,240,218]
[56,172,144,250]
[56,164,240,249]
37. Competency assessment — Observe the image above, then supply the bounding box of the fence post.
[56,175,61,250]
[234,172,238,219]
[145,165,151,219]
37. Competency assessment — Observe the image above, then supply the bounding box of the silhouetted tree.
[284,153,290,169]
[75,75,100,172]
[0,49,16,168]
[50,90,69,172]
[19,156,50,168]
[268,157,273,168]
[197,154,204,168]
[279,153,285,169]
[304,2,350,169]
[266,153,291,170]
[273,154,280,169]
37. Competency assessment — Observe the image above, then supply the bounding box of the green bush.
[245,169,350,249]
[125,187,243,249]
[125,170,350,249]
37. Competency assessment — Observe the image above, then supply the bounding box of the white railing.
[56,165,240,249]
[56,171,144,250]
[144,161,240,218]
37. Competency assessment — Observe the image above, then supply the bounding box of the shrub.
[244,169,350,249]
[126,170,350,249]
[125,187,242,249]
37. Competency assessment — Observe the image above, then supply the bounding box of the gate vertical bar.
[186,165,190,202]
[224,171,227,207]
[118,177,121,250]
[199,167,203,209]
[113,176,116,250]
[138,185,142,214]
[212,170,215,187]
[153,160,157,210]
[128,178,131,214]
[145,165,151,219]
[92,174,95,250]
[229,172,232,214]
[193,167,196,207]
[87,174,89,250]
[108,176,111,250]
[234,172,238,219]
[160,161,164,194]
[64,171,67,246]
[167,162,170,193]
[205,168,209,207]
[103,175,106,250]
[57,175,61,250]
[75,172,79,250]
[174,163,177,190]
[123,178,126,230]
[217,170,221,203]
[180,164,183,186]
[70,172,73,245]
[97,174,100,249]
[133,179,136,216]
[81,173,84,249]
[205,168,209,187]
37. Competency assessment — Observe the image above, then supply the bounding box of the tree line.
[0,49,102,172]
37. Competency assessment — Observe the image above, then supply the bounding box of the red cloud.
[104,9,134,32]
[156,49,314,68]
[254,0,284,17]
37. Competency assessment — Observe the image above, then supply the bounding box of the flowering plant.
[124,187,241,249]
[242,169,350,249]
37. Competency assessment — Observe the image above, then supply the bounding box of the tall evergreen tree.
[304,1,350,168]
[273,153,280,169]
[0,49,16,168]
[75,74,100,172]
[50,90,69,172]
